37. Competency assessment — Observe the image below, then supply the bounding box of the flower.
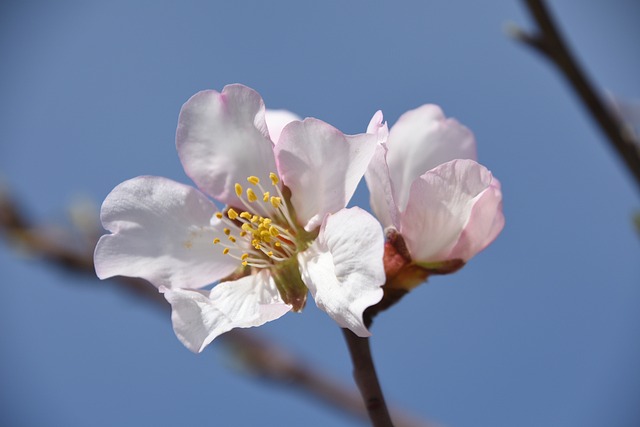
[365,105,504,289]
[94,84,385,352]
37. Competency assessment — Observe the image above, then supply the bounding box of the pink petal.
[265,109,301,144]
[275,118,377,231]
[400,159,501,263]
[387,104,477,211]
[163,271,292,353]
[94,176,236,289]
[364,142,399,229]
[298,208,385,337]
[448,177,504,261]
[366,110,389,144]
[176,84,278,206]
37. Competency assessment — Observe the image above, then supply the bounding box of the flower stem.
[342,329,395,427]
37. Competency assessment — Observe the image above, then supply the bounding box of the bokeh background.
[1,1,639,426]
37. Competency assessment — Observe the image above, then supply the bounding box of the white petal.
[275,118,378,231]
[176,84,278,206]
[387,104,477,211]
[265,109,301,144]
[366,110,389,144]
[365,142,399,229]
[400,159,497,263]
[94,176,236,289]
[163,271,292,353]
[298,208,384,336]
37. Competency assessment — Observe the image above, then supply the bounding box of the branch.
[509,0,640,192]
[343,329,395,427]
[0,190,433,427]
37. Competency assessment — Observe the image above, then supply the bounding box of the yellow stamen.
[223,248,230,255]
[269,226,279,236]
[269,172,279,186]
[241,253,249,260]
[242,261,248,266]
[263,191,270,202]
[227,208,239,220]
[247,188,257,202]
[240,230,247,237]
[213,238,220,244]
[267,251,274,257]
[247,176,260,185]
[228,236,236,243]
[215,212,223,219]
[223,228,231,236]
[235,183,243,197]
[240,211,252,220]
[270,196,281,209]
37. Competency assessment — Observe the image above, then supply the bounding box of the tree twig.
[0,190,432,427]
[509,0,640,192]
[343,329,395,427]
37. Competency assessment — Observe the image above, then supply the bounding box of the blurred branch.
[509,0,640,193]
[0,189,433,427]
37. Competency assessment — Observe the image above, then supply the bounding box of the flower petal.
[94,176,236,289]
[448,177,504,261]
[365,142,399,229]
[176,84,278,206]
[387,104,477,211]
[400,159,500,263]
[275,118,378,231]
[364,111,398,229]
[298,208,385,336]
[366,110,389,144]
[162,271,292,353]
[265,109,301,144]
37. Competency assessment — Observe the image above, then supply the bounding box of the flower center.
[213,172,300,269]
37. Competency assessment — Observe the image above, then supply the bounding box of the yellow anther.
[241,253,249,260]
[227,208,239,220]
[223,248,230,255]
[270,196,282,208]
[269,226,279,236]
[247,176,260,185]
[240,230,247,237]
[247,188,257,202]
[251,215,259,223]
[228,236,236,243]
[275,242,281,247]
[215,212,223,219]
[242,261,248,266]
[241,223,253,232]
[267,251,274,257]
[240,211,252,220]
[223,228,231,236]
[252,239,261,249]
[235,183,243,197]
[263,191,270,202]
[269,172,279,186]
[262,218,272,225]
[213,238,221,244]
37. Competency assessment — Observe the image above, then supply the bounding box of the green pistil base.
[272,257,308,312]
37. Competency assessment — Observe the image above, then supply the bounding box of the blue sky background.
[1,1,639,426]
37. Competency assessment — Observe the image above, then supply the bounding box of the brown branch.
[510,0,640,193]
[0,190,433,427]
[343,329,395,427]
